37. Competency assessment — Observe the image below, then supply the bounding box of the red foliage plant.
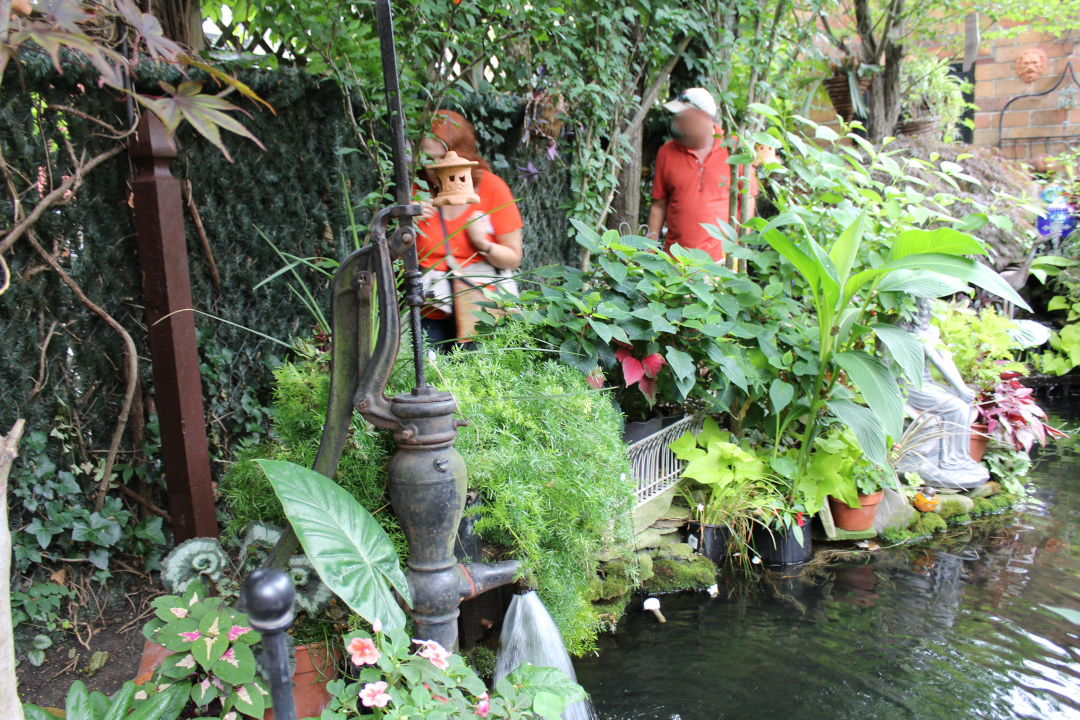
[977,371,1067,452]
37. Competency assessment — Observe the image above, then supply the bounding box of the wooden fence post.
[130,113,218,542]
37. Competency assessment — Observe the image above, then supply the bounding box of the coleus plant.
[139,581,268,719]
[977,371,1067,453]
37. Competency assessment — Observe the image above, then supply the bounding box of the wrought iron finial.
[242,568,297,720]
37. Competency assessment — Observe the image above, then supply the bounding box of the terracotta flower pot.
[265,643,340,720]
[136,639,339,719]
[828,490,884,532]
[970,423,990,462]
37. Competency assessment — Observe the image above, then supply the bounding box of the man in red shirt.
[646,88,756,261]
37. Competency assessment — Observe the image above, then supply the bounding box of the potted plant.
[898,54,971,139]
[829,458,892,532]
[977,371,1067,454]
[931,301,1033,459]
[706,109,1029,563]
[822,56,877,122]
[137,527,346,720]
[670,418,799,566]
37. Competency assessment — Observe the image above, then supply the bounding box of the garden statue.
[1014,48,1048,84]
[895,300,990,490]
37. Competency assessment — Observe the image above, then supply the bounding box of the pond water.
[575,402,1080,720]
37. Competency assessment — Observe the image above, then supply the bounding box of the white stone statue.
[895,301,990,490]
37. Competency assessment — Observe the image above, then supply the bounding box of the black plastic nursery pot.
[686,522,730,564]
[751,523,812,566]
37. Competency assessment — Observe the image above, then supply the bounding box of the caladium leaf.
[211,642,256,686]
[137,82,265,162]
[257,460,410,629]
[158,617,202,652]
[157,652,199,679]
[229,682,267,718]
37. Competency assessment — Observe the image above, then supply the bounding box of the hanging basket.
[523,92,566,147]
[896,116,941,138]
[823,75,871,122]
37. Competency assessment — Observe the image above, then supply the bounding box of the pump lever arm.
[265,245,376,567]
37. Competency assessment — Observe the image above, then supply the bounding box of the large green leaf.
[827,399,888,467]
[875,269,970,298]
[257,460,410,629]
[882,254,1030,311]
[828,210,867,289]
[871,324,925,391]
[65,681,94,720]
[507,665,587,705]
[832,351,904,440]
[760,226,820,294]
[888,227,987,261]
[769,379,794,414]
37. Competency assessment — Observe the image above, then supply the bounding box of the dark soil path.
[15,569,161,709]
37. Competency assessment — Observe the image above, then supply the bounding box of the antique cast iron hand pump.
[264,0,518,650]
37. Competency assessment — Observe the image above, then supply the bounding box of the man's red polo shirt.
[650,127,757,260]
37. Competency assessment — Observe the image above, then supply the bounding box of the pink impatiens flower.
[359,681,391,708]
[371,618,382,633]
[475,691,490,718]
[346,637,381,666]
[412,639,451,670]
[227,625,251,642]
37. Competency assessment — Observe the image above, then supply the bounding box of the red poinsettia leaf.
[639,374,658,405]
[621,357,644,387]
[641,353,666,378]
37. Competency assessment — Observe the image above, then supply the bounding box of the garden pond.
[575,401,1080,720]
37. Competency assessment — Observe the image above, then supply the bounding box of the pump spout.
[459,560,520,601]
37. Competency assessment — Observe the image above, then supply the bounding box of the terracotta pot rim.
[857,490,885,506]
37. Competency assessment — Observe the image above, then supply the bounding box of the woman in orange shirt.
[415,110,524,351]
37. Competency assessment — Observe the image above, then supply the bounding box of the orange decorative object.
[426,150,480,207]
[914,486,939,513]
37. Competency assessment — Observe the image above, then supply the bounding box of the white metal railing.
[629,413,705,508]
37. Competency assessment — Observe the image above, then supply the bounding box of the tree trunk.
[1,420,26,720]
[145,0,205,50]
[606,122,644,234]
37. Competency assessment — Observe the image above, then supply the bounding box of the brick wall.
[805,24,1079,160]
[972,28,1079,160]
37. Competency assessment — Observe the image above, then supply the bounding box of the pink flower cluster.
[475,691,490,717]
[412,639,451,670]
[359,681,391,708]
[347,636,381,666]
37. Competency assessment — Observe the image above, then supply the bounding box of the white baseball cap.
[664,88,717,119]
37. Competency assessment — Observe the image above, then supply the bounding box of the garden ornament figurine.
[895,300,990,490]
[427,150,481,206]
[914,486,940,513]
[1014,48,1048,84]
[262,0,518,652]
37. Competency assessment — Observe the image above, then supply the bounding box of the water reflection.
[575,408,1080,720]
